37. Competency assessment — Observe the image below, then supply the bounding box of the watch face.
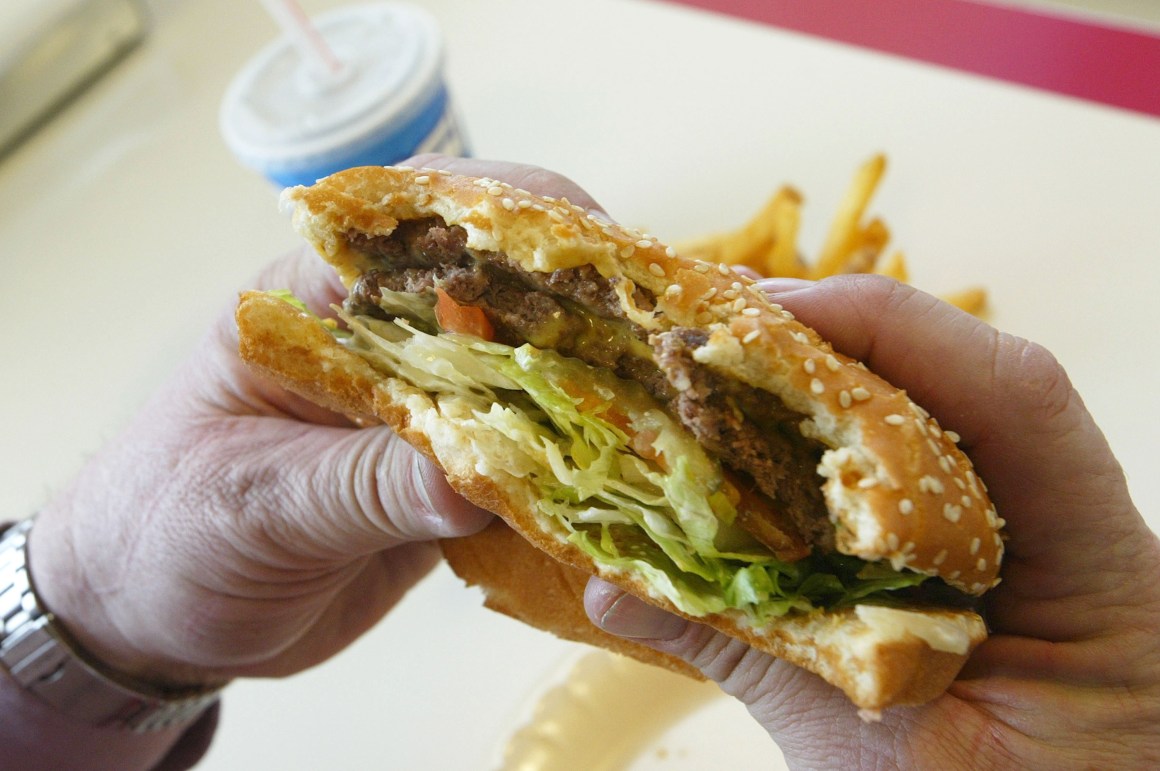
[0,520,218,732]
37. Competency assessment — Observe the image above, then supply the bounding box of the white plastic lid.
[220,2,444,170]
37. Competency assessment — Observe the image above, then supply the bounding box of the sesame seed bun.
[237,165,1003,710]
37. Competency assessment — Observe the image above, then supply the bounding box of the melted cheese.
[854,604,975,655]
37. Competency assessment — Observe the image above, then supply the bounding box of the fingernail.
[754,277,815,295]
[410,455,491,537]
[597,591,688,641]
[587,207,615,224]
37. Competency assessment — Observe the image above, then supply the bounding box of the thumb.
[199,418,493,560]
[582,577,859,753]
[760,275,1148,640]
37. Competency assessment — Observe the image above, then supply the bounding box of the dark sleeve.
[152,701,221,770]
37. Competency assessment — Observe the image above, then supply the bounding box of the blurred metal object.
[0,0,147,159]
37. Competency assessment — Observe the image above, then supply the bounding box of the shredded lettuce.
[274,290,930,623]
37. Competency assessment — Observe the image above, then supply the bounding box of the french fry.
[718,187,796,268]
[875,251,910,283]
[764,187,807,278]
[673,231,728,263]
[812,154,886,279]
[837,217,890,275]
[941,287,988,316]
[675,187,806,276]
[677,155,989,318]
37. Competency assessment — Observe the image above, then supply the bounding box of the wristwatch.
[0,519,222,733]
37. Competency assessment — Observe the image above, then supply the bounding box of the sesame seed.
[414,175,431,185]
[718,263,731,276]
[970,537,980,555]
[694,262,711,273]
[665,284,683,298]
[792,332,809,344]
[953,477,966,490]
[933,549,948,566]
[517,199,532,209]
[741,307,761,317]
[857,477,879,489]
[620,244,635,258]
[839,390,852,408]
[781,309,796,320]
[701,287,718,300]
[945,430,961,443]
[531,204,546,212]
[995,516,1007,529]
[976,558,988,572]
[902,541,916,554]
[665,246,677,258]
[899,498,914,515]
[949,570,961,581]
[909,402,931,420]
[886,533,900,551]
[722,288,739,300]
[396,165,415,171]
[636,239,653,249]
[944,503,962,523]
[914,418,929,437]
[961,495,972,508]
[885,414,906,425]
[437,169,452,175]
[971,582,986,594]
[810,378,825,395]
[501,197,516,211]
[648,262,666,277]
[541,195,556,202]
[804,359,817,374]
[930,424,943,438]
[919,475,944,495]
[851,387,871,401]
[742,330,760,344]
[487,186,504,197]
[825,354,841,371]
[732,297,747,313]
[938,455,954,474]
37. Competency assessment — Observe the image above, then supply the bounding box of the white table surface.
[2,0,1158,768]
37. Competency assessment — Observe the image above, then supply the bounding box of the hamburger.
[236,165,1004,712]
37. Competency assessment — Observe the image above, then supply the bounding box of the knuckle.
[992,335,1075,424]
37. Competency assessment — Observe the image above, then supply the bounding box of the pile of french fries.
[675,154,987,316]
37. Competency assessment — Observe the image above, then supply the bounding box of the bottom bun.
[442,521,986,712]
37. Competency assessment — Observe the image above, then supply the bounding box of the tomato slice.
[723,469,809,561]
[434,287,495,340]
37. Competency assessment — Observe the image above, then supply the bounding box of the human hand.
[24,155,604,690]
[585,274,1160,768]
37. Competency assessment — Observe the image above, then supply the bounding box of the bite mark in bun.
[236,165,1004,711]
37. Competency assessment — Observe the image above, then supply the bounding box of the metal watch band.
[0,519,221,733]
